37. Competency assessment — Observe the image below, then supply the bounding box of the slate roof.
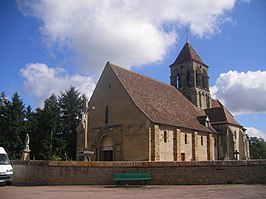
[205,99,242,127]
[171,42,208,67]
[108,62,211,132]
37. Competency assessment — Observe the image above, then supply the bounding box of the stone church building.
[76,42,250,161]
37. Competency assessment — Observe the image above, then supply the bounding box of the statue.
[25,133,30,151]
[21,133,31,160]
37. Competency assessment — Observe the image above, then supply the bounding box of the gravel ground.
[0,184,265,199]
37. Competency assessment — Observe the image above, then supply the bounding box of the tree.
[0,92,25,159]
[0,92,10,149]
[24,105,38,159]
[0,88,84,161]
[59,87,83,160]
[250,137,266,159]
[43,94,65,160]
[30,95,65,160]
[30,108,47,160]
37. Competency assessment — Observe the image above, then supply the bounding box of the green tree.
[0,92,10,149]
[250,137,266,159]
[25,106,37,159]
[59,87,83,160]
[43,94,65,160]
[0,88,84,161]
[0,92,25,159]
[29,108,46,159]
[31,95,65,160]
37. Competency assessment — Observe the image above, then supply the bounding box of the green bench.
[114,173,152,185]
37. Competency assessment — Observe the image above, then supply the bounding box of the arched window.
[164,131,167,143]
[202,74,205,88]
[201,136,204,145]
[196,73,201,87]
[185,134,188,144]
[202,71,209,89]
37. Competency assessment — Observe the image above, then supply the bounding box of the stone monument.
[21,133,31,160]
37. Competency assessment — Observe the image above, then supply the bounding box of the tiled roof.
[206,100,241,127]
[211,99,222,108]
[108,62,211,132]
[171,42,207,67]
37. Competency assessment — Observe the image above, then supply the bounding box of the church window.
[164,131,167,143]
[185,134,188,144]
[196,71,202,87]
[202,71,208,90]
[105,106,109,124]
[201,136,203,145]
[202,75,206,88]
[186,71,191,87]
[201,75,206,88]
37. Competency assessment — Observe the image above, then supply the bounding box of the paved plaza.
[1,184,265,199]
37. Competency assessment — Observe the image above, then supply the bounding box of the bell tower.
[170,41,211,109]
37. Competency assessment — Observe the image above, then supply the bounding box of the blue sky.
[0,0,266,139]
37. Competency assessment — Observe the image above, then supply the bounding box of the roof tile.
[206,100,241,126]
[171,42,207,67]
[108,62,210,132]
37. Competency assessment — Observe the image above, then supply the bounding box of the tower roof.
[171,42,208,67]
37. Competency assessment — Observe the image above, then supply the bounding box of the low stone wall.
[12,160,266,185]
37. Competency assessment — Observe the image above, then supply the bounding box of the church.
[76,41,250,161]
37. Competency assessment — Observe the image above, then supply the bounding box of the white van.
[0,147,13,185]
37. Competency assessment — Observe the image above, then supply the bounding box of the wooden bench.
[114,173,151,185]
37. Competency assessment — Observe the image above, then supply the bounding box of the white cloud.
[211,70,266,115]
[20,63,96,106]
[246,127,266,140]
[17,0,237,73]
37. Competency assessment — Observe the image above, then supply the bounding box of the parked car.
[0,147,13,185]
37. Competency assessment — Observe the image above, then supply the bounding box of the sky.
[0,0,266,139]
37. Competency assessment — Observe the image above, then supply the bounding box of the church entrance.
[100,136,114,161]
[103,150,113,161]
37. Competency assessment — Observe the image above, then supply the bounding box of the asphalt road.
[0,184,265,199]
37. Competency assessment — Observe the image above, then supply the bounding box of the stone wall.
[12,160,266,185]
